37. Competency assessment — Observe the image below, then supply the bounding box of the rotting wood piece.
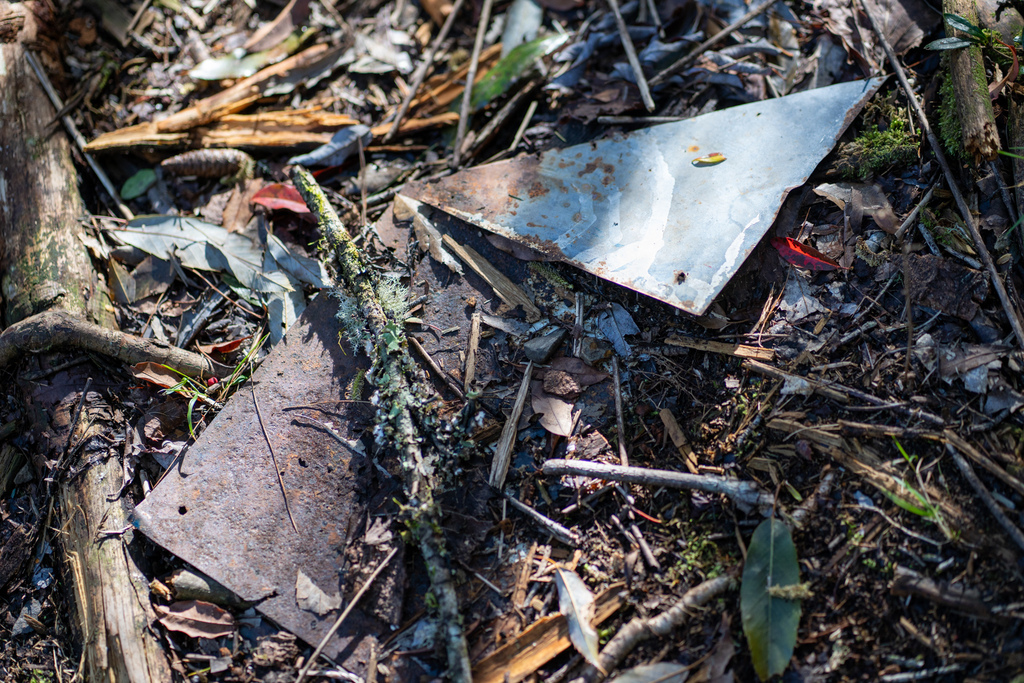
[0,3,110,328]
[0,5,170,678]
[0,309,223,379]
[85,110,459,153]
[943,0,1001,161]
[472,583,625,683]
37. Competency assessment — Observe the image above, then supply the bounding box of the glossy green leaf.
[121,169,156,200]
[741,517,801,681]
[924,37,974,51]
[468,34,569,111]
[944,13,985,39]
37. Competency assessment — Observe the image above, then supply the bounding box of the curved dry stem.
[0,309,221,378]
[576,576,738,683]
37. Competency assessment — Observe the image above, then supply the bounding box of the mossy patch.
[840,117,918,180]
[836,94,919,180]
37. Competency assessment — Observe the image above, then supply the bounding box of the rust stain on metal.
[135,296,400,670]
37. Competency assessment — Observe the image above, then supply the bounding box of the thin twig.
[409,335,465,400]
[251,378,298,532]
[543,459,772,513]
[946,444,1024,554]
[62,377,92,462]
[295,546,400,683]
[606,0,655,111]
[358,137,368,230]
[649,0,776,87]
[858,0,1024,347]
[504,493,580,546]
[612,358,629,466]
[24,51,133,220]
[384,0,467,142]
[901,233,915,382]
[893,184,935,241]
[451,0,494,168]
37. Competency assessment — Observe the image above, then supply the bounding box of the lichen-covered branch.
[291,165,472,683]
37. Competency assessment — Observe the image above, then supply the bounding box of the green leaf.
[121,169,156,200]
[464,34,569,112]
[943,13,985,39]
[924,37,975,50]
[741,517,801,681]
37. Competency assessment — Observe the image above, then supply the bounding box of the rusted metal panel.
[134,294,401,670]
[413,78,885,315]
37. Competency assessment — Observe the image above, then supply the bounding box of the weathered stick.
[606,0,655,111]
[743,359,945,425]
[291,166,472,683]
[542,459,772,513]
[451,0,494,168]
[946,444,1024,553]
[859,0,1024,347]
[0,310,222,378]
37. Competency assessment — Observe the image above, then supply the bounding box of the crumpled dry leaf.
[532,380,577,436]
[154,600,235,639]
[691,616,735,683]
[778,270,827,322]
[295,570,342,615]
[554,568,602,669]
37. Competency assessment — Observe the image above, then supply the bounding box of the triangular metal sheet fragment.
[412,78,885,314]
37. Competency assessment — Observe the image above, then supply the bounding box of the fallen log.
[0,3,170,680]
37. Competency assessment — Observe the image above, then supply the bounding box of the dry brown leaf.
[154,600,235,639]
[244,0,311,53]
[131,362,181,390]
[531,380,577,437]
[546,356,610,387]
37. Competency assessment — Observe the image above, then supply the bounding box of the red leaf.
[197,335,252,355]
[251,183,311,215]
[770,236,845,271]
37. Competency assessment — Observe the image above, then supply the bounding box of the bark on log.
[943,0,1001,162]
[0,3,170,680]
